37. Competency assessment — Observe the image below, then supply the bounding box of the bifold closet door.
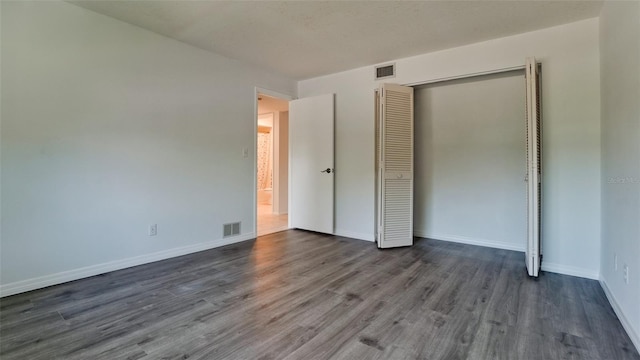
[376,84,414,249]
[525,57,542,277]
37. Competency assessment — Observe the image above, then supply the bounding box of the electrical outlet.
[623,264,629,284]
[149,224,158,236]
[614,254,618,271]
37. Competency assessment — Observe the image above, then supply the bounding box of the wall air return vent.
[375,63,396,80]
[223,222,241,237]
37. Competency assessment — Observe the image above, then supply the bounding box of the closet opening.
[413,69,528,252]
[376,60,542,276]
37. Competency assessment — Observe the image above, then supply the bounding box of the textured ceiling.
[69,1,603,80]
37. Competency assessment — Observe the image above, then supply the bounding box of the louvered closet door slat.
[378,83,414,248]
[384,91,412,172]
[383,178,412,242]
[525,57,542,277]
[374,90,380,244]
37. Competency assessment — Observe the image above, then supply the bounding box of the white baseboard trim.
[600,278,640,352]
[540,262,599,280]
[414,231,526,252]
[414,232,599,280]
[334,229,375,242]
[0,232,256,298]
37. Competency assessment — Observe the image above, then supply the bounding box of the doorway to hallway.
[256,93,290,236]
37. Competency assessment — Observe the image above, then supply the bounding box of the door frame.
[254,87,294,237]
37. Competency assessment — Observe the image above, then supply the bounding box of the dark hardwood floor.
[1,230,638,360]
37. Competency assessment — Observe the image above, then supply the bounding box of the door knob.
[321,168,332,174]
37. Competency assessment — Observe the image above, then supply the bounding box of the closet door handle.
[321,168,332,174]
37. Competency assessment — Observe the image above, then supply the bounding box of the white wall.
[599,1,640,350]
[299,18,601,279]
[0,1,296,295]
[414,72,526,251]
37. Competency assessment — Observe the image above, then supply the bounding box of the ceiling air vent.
[375,63,396,80]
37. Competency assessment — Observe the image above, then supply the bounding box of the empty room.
[1,1,639,359]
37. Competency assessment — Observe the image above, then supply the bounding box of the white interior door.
[289,94,334,234]
[376,84,414,248]
[525,57,542,277]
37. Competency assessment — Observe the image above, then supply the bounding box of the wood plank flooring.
[1,230,638,359]
[258,189,288,237]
